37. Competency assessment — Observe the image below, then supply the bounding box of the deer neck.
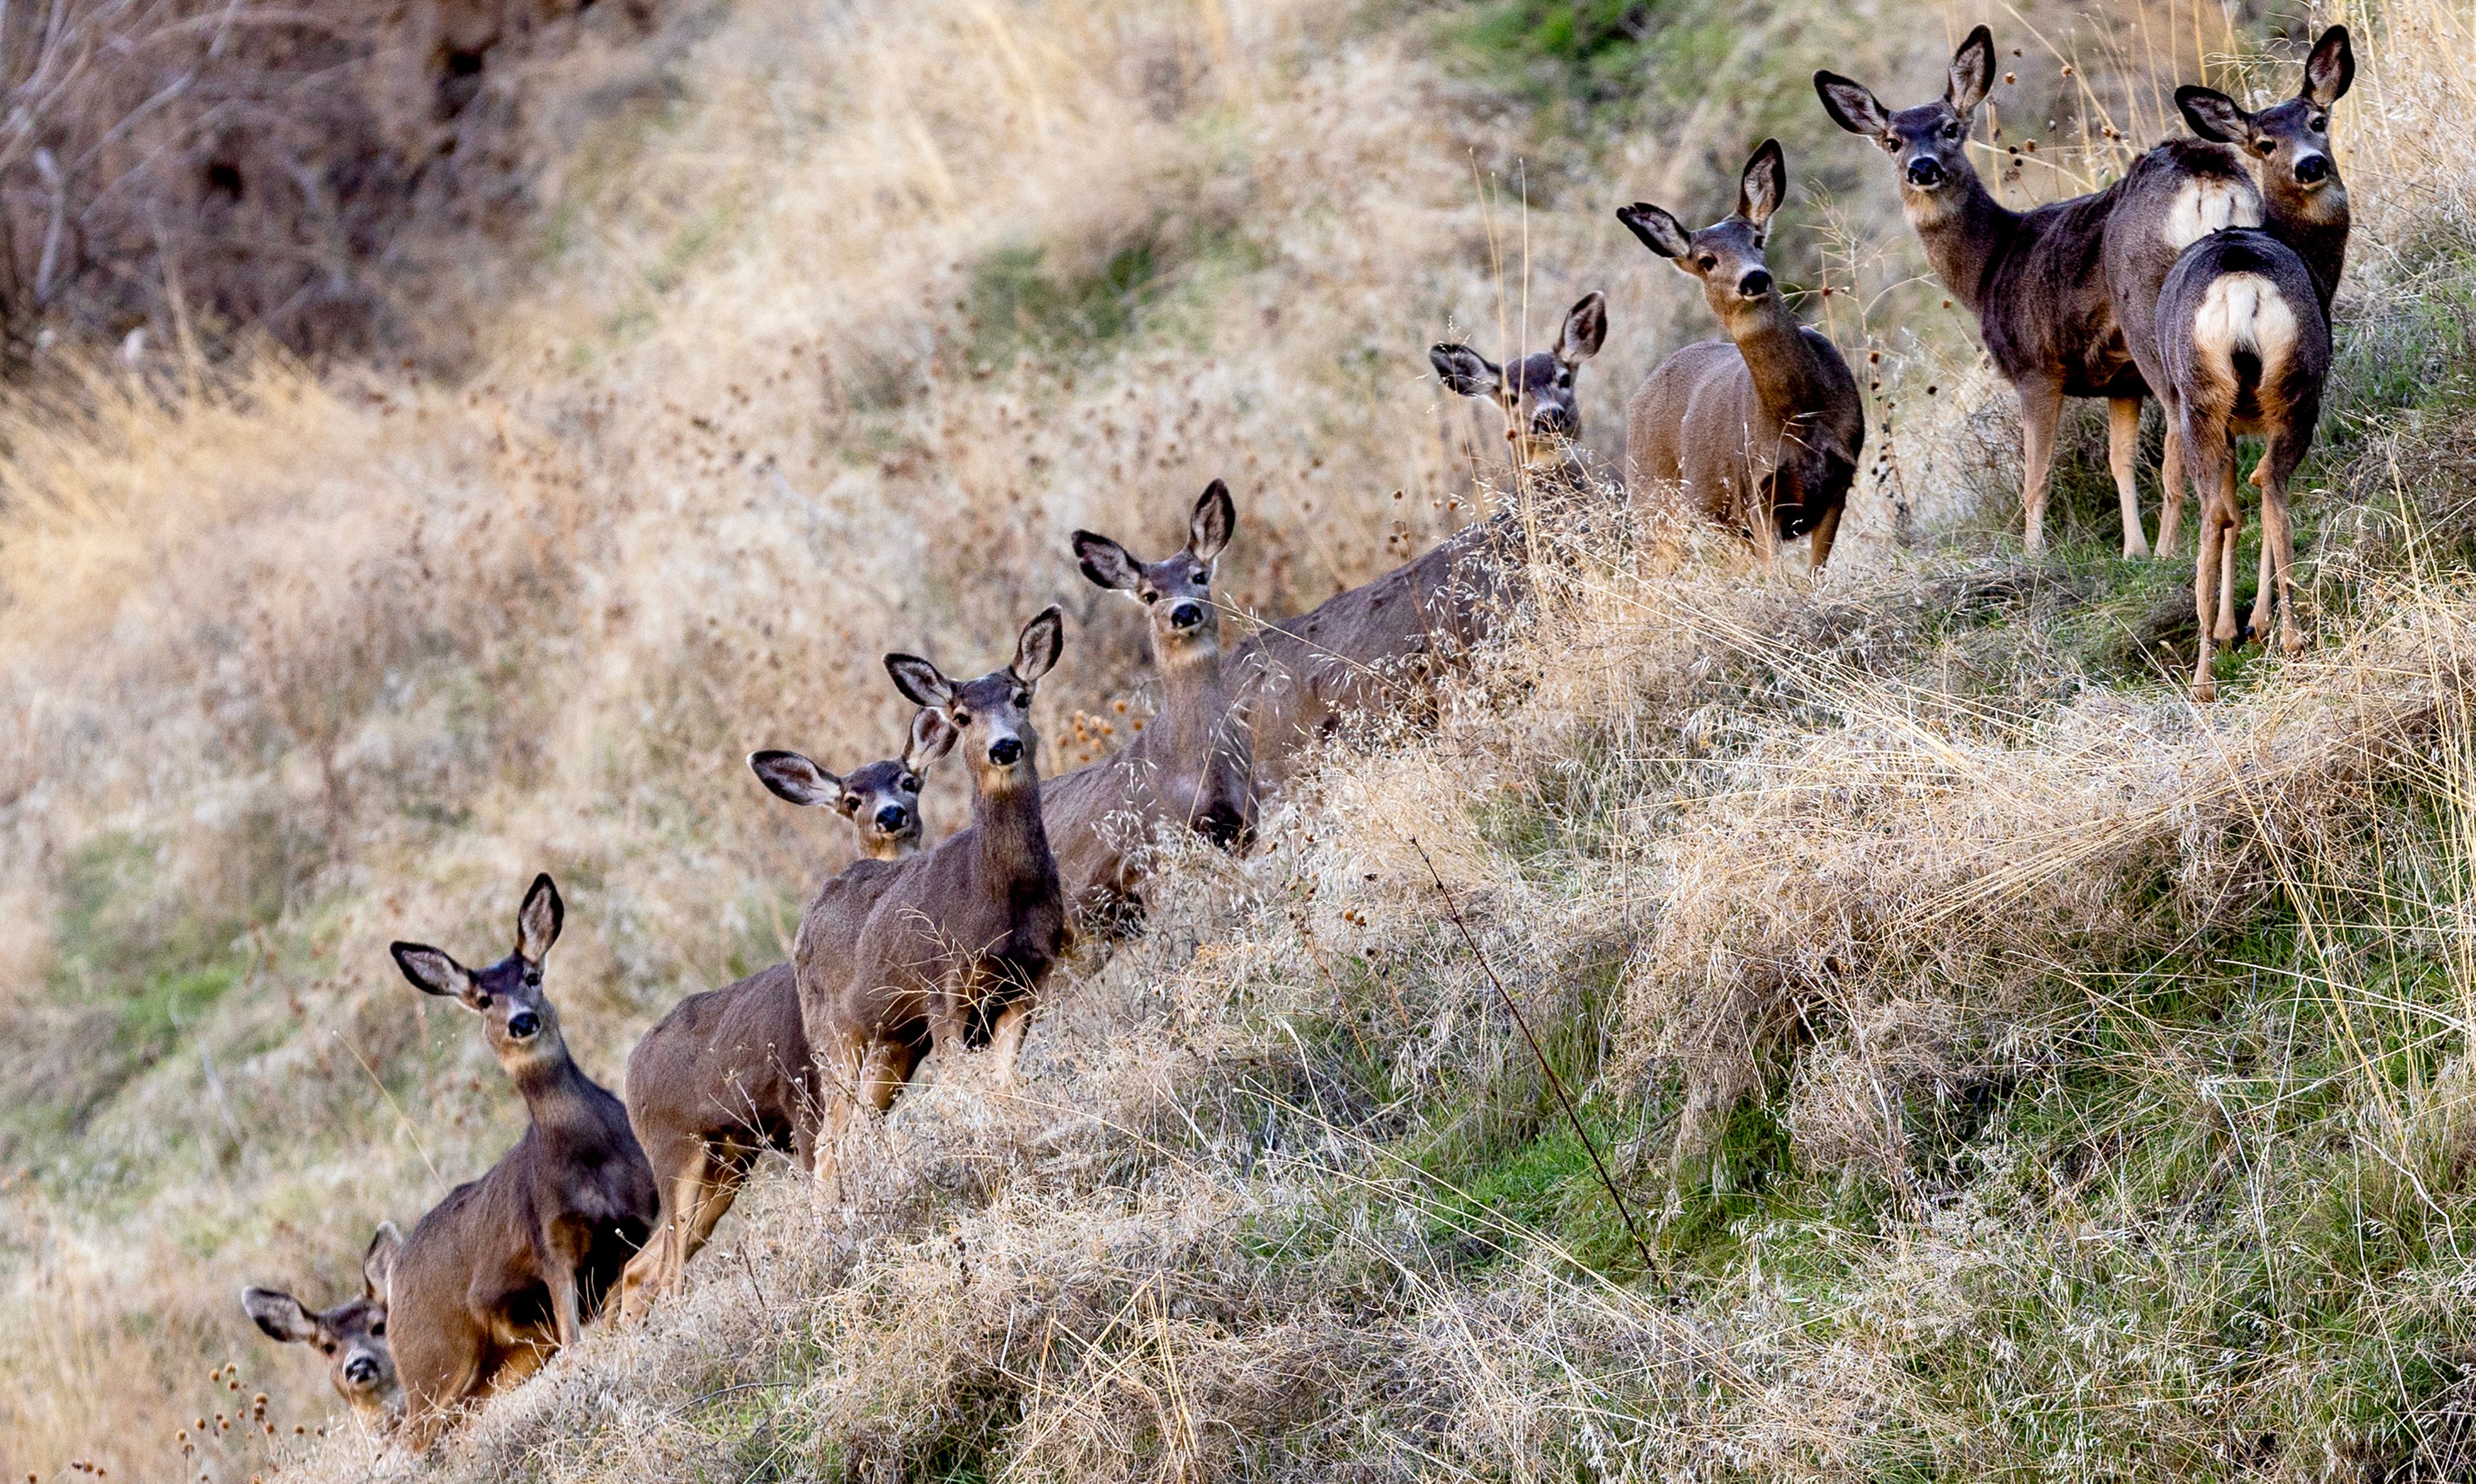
[970,761,1057,897]
[1905,170,2017,319]
[513,1048,604,1142]
[1154,642,1233,754]
[2266,181,2349,311]
[1720,292,1830,427]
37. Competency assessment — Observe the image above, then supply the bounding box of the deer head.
[1430,292,1607,464]
[749,709,959,860]
[1071,479,1235,668]
[885,608,1065,799]
[389,874,569,1079]
[1616,139,1789,332]
[2177,26,2352,216]
[1815,25,1996,218]
[241,1224,402,1415]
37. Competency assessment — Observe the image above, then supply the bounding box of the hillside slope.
[3,0,2475,1477]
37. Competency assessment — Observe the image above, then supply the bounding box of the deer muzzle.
[2293,153,2330,184]
[1905,156,1945,188]
[987,736,1023,766]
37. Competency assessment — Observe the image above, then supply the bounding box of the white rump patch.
[2191,272,2299,373]
[2163,177,2265,250]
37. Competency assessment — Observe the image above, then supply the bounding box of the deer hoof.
[2193,678,2217,703]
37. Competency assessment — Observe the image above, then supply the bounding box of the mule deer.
[801,609,1068,1195]
[1818,28,2152,557]
[384,875,658,1448]
[1042,480,1253,923]
[615,712,956,1316]
[1617,139,1865,571]
[2166,228,2330,699]
[241,1224,404,1429]
[2103,26,2352,560]
[1430,293,1607,471]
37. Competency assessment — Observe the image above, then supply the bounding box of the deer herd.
[240,23,2359,1447]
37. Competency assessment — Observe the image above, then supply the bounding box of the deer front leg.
[2108,396,2150,559]
[545,1249,583,1349]
[1805,501,1844,574]
[2016,377,2066,556]
[987,1001,1034,1090]
[860,1037,920,1112]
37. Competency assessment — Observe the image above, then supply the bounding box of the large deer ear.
[391,941,480,1008]
[1738,139,1787,227]
[885,654,953,708]
[1814,71,1892,137]
[1428,345,1502,398]
[749,750,842,807]
[1555,293,1607,364]
[2176,86,2250,144]
[904,708,959,773]
[2302,25,2353,107]
[515,874,562,964]
[1615,204,1693,260]
[1947,26,1995,115]
[1010,606,1064,685]
[364,1224,402,1303]
[1072,531,1143,592]
[1188,479,1235,563]
[242,1288,320,1345]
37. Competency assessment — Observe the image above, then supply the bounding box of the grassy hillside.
[3,0,2473,1477]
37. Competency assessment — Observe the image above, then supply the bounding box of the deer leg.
[860,1037,920,1113]
[2108,396,2150,559]
[616,1229,668,1323]
[2016,378,2065,556]
[546,1251,583,1349]
[2156,399,2186,560]
[987,1001,1035,1090]
[2189,425,2237,702]
[2257,439,2306,655]
[812,1033,867,1203]
[1804,501,1845,574]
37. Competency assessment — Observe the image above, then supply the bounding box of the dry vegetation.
[3,0,2475,1478]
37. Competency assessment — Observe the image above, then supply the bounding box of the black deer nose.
[988,737,1023,766]
[2294,153,2329,183]
[1529,404,1574,436]
[1906,155,1945,188]
[343,1356,378,1385]
[505,1010,540,1039]
[1168,600,1204,630]
[874,804,908,832]
[1737,268,1773,298]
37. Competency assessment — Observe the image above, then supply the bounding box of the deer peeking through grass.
[241,1223,404,1430]
[1429,293,1608,473]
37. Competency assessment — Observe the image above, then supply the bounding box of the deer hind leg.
[2189,430,2236,701]
[2156,408,2187,560]
[2016,378,2066,556]
[811,1033,868,1204]
[2255,437,2308,654]
[2109,396,2150,559]
[1804,500,1844,574]
[987,1001,1035,1091]
[860,1037,920,1113]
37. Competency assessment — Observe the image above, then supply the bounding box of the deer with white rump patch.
[799,608,1069,1196]
[616,710,958,1316]
[241,1224,404,1430]
[1616,139,1865,570]
[1818,28,2153,557]
[384,875,658,1448]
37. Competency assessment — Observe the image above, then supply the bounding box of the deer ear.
[885,654,953,709]
[905,708,959,772]
[1814,71,1892,137]
[1188,479,1235,563]
[2302,25,2352,106]
[1556,293,1607,363]
[391,941,475,1004]
[242,1288,320,1345]
[749,750,841,807]
[2176,86,2249,144]
[364,1224,402,1303]
[1947,26,1995,115]
[1011,606,1065,685]
[1738,139,1787,226]
[515,874,562,964]
[1428,345,1501,398]
[1615,204,1693,260]
[1072,531,1144,592]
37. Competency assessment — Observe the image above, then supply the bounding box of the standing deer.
[384,875,658,1449]
[801,609,1068,1196]
[1616,139,1865,570]
[241,1224,404,1430]
[2166,228,2330,699]
[1430,293,1608,472]
[615,711,956,1316]
[1042,480,1253,924]
[1818,28,2154,558]
[2103,26,2353,561]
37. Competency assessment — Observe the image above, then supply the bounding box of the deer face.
[389,874,569,1077]
[1617,141,1788,327]
[242,1224,402,1417]
[1430,292,1607,465]
[749,710,957,860]
[1816,26,1994,210]
[1072,480,1235,668]
[885,607,1064,797]
[2178,26,2351,220]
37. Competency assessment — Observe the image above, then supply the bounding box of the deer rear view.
[617,710,956,1316]
[1041,480,1253,925]
[1617,139,1865,570]
[241,1223,404,1430]
[384,875,658,1448]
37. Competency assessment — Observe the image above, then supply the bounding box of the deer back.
[625,960,811,1184]
[2102,139,2263,402]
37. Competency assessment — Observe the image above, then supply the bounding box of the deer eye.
[950,709,971,727]
[843,795,861,812]
[319,1340,336,1354]
[1696,255,1717,273]
[1140,589,1157,603]
[2309,115,2327,132]
[2254,138,2276,155]
[1013,688,1032,708]
[1192,567,1208,583]
[370,1320,385,1337]
[899,775,919,792]
[1942,121,1961,140]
